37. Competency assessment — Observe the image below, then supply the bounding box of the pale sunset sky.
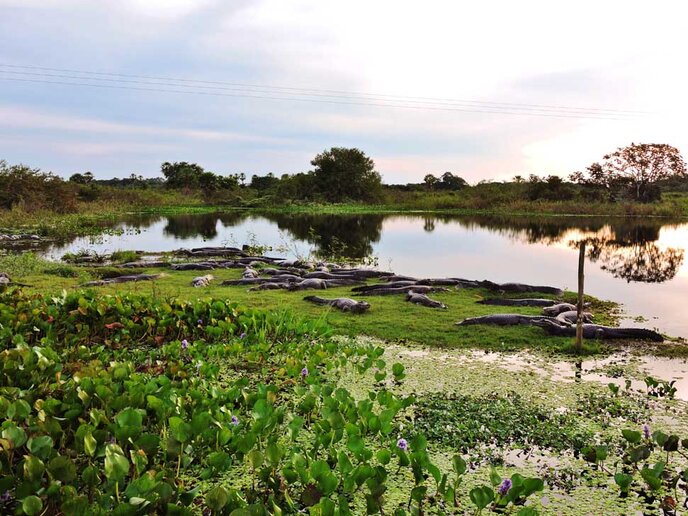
[1,0,686,183]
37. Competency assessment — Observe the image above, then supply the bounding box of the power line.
[0,68,643,118]
[0,73,640,121]
[0,63,648,117]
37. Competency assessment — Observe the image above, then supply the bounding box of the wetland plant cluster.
[0,289,544,515]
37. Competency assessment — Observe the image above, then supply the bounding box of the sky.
[1,0,687,184]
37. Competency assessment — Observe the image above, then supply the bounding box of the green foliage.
[311,147,384,202]
[0,160,79,213]
[413,392,593,458]
[109,250,140,264]
[644,376,677,398]
[572,143,687,202]
[0,289,546,514]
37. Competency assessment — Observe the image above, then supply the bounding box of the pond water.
[8,211,688,338]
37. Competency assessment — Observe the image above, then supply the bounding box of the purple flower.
[239,332,246,340]
[231,415,239,426]
[643,424,651,439]
[396,438,408,451]
[301,367,309,378]
[498,478,512,496]
[0,491,11,503]
[197,319,203,325]
[181,339,189,350]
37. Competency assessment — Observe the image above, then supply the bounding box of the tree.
[310,147,383,202]
[526,174,574,201]
[250,173,280,192]
[161,161,205,189]
[438,172,468,191]
[423,174,439,189]
[572,143,686,202]
[69,171,94,184]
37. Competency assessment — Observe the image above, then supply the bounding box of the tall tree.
[572,143,686,202]
[311,147,383,202]
[161,161,205,189]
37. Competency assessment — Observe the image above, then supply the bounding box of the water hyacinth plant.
[0,288,547,514]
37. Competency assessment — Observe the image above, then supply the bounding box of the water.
[9,211,688,338]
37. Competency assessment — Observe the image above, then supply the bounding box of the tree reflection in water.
[76,210,688,283]
[162,212,249,240]
[264,213,384,260]
[582,223,685,283]
[418,214,685,284]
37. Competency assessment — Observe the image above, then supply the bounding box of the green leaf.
[614,472,633,492]
[169,417,192,443]
[469,486,494,510]
[21,495,43,516]
[27,435,53,460]
[104,444,130,483]
[595,445,608,462]
[376,449,391,465]
[205,485,228,512]
[640,466,662,491]
[2,425,27,449]
[621,429,641,444]
[653,430,669,447]
[248,450,263,470]
[48,455,77,483]
[392,363,405,378]
[664,435,680,452]
[318,471,338,496]
[115,408,144,429]
[522,477,544,496]
[23,455,45,482]
[84,432,97,457]
[452,455,467,476]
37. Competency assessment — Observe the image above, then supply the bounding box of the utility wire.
[0,63,647,115]
[0,68,643,118]
[0,72,642,121]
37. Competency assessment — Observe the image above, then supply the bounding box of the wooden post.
[575,241,586,353]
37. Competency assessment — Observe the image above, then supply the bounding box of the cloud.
[1,0,687,181]
[0,105,293,145]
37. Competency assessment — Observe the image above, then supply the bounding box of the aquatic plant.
[0,289,546,514]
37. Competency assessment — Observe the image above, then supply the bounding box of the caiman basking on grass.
[478,298,560,307]
[456,314,557,326]
[303,296,371,313]
[405,291,447,309]
[534,319,664,342]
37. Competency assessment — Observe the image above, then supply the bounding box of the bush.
[0,161,79,213]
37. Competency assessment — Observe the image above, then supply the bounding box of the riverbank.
[2,251,685,357]
[2,191,687,241]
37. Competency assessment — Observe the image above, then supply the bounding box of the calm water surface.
[24,212,688,338]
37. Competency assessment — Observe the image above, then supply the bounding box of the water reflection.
[8,211,684,285]
[585,238,684,283]
[428,215,686,284]
[161,212,249,240]
[265,213,384,259]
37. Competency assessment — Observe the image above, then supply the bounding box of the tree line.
[1,143,686,214]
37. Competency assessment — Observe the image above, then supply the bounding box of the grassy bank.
[4,252,684,357]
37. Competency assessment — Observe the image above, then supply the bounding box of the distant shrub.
[109,250,140,263]
[0,160,79,213]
